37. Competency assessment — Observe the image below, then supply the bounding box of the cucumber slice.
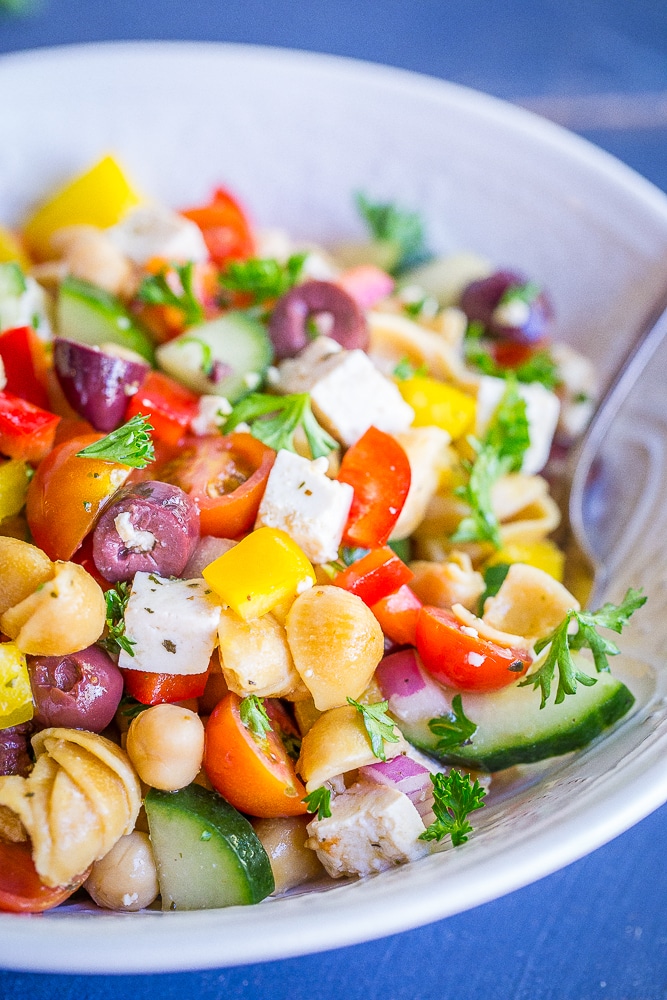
[145,783,274,910]
[156,311,273,402]
[398,654,635,772]
[57,275,155,363]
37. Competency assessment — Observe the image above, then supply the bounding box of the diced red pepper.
[371,584,423,647]
[0,391,61,462]
[125,370,199,446]
[333,546,414,606]
[0,327,50,409]
[337,426,411,548]
[180,187,255,266]
[119,667,211,706]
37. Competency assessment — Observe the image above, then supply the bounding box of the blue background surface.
[1,2,667,997]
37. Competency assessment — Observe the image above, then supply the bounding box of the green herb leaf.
[137,261,204,327]
[119,695,149,720]
[355,192,431,275]
[520,587,646,708]
[428,695,477,754]
[347,697,400,761]
[483,376,530,472]
[219,253,307,306]
[393,356,428,381]
[75,414,155,468]
[99,581,135,658]
[464,336,560,390]
[224,392,337,459]
[498,280,541,309]
[239,695,272,742]
[477,562,511,615]
[303,786,332,820]
[419,770,486,846]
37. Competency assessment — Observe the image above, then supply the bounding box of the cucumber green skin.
[145,783,274,910]
[156,311,273,402]
[398,668,635,773]
[57,276,155,363]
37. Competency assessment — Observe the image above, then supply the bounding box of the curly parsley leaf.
[419,770,486,846]
[119,695,149,720]
[224,392,337,459]
[239,695,272,742]
[393,356,428,380]
[355,192,431,275]
[303,786,332,820]
[137,261,205,327]
[428,695,478,754]
[464,336,560,391]
[451,379,530,549]
[99,581,135,658]
[219,253,307,306]
[478,562,511,615]
[520,587,647,708]
[347,697,400,761]
[75,414,155,468]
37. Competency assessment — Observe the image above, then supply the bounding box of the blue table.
[2,3,667,996]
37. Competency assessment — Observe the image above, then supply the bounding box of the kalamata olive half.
[53,338,150,432]
[0,722,34,777]
[459,269,553,344]
[268,279,369,359]
[92,480,200,582]
[28,646,123,731]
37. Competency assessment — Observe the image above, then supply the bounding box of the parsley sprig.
[428,695,477,754]
[451,379,529,549]
[224,392,337,459]
[137,261,204,327]
[239,695,273,742]
[355,192,431,275]
[464,336,560,390]
[419,770,486,846]
[75,414,155,468]
[219,253,307,307]
[303,786,332,820]
[347,697,400,761]
[99,581,135,658]
[520,587,646,708]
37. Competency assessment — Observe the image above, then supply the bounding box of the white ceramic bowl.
[2,41,667,974]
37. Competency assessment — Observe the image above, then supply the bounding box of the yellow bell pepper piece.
[22,155,141,261]
[485,539,565,582]
[0,641,33,729]
[0,226,30,270]
[397,375,476,440]
[0,460,30,522]
[202,527,316,621]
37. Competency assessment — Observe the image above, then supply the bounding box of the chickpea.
[126,703,205,791]
[84,831,159,911]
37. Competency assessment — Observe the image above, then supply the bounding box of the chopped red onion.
[376,648,451,724]
[360,755,433,819]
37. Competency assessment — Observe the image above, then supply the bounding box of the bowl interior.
[2,40,667,973]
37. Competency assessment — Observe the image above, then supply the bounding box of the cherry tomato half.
[0,840,89,913]
[119,667,210,706]
[416,605,531,691]
[141,432,275,538]
[337,426,411,548]
[180,187,255,266]
[204,692,307,818]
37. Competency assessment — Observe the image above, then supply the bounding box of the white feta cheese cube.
[475,375,560,475]
[276,338,414,447]
[255,449,353,564]
[190,394,232,436]
[107,203,209,265]
[118,573,220,675]
[305,782,428,878]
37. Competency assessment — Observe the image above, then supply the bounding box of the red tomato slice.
[140,432,275,537]
[334,546,414,606]
[0,840,89,913]
[0,391,61,463]
[26,433,129,560]
[120,667,210,706]
[204,692,307,818]
[337,426,411,548]
[180,187,255,266]
[416,606,531,691]
[371,583,423,647]
[125,370,199,447]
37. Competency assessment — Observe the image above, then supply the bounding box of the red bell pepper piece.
[333,546,414,607]
[180,187,255,266]
[371,583,423,647]
[125,370,199,446]
[0,391,61,462]
[337,426,411,548]
[119,667,210,706]
[0,326,50,409]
